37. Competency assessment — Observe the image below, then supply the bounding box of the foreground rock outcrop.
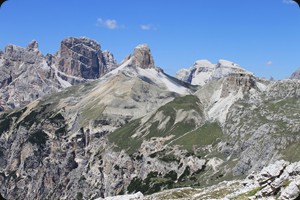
[143,160,300,200]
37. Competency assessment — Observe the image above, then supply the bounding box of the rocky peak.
[102,50,117,72]
[176,60,215,85]
[211,59,253,80]
[131,44,155,69]
[26,40,39,52]
[220,73,256,98]
[177,59,253,86]
[0,41,60,110]
[0,50,3,59]
[56,37,104,79]
[4,43,42,64]
[290,67,300,80]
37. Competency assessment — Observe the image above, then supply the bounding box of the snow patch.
[51,65,72,88]
[106,58,132,76]
[138,68,190,95]
[208,88,243,124]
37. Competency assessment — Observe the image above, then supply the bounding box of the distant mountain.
[176,59,253,86]
[0,37,300,200]
[290,67,300,80]
[55,37,117,79]
[0,37,117,111]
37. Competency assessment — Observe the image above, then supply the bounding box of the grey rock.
[290,67,300,80]
[279,181,300,200]
[55,37,107,79]
[130,44,155,69]
[0,37,118,110]
[26,40,39,52]
[0,41,61,110]
[176,59,253,86]
[102,50,118,72]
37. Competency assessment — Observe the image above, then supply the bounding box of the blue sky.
[0,0,300,79]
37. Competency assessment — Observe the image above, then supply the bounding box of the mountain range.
[0,37,300,200]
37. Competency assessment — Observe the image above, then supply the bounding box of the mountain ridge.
[0,37,300,199]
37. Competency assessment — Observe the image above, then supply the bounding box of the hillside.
[0,38,300,200]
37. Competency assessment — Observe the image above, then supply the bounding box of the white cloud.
[282,0,296,4]
[266,61,273,66]
[140,24,157,31]
[97,18,119,29]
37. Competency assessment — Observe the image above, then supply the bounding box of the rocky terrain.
[143,160,300,200]
[0,37,117,111]
[176,59,252,86]
[0,37,300,200]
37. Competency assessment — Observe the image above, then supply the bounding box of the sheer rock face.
[220,73,256,98]
[102,50,118,72]
[0,42,60,110]
[130,44,155,69]
[55,37,117,79]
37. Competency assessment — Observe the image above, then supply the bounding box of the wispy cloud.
[140,24,157,31]
[282,0,296,5]
[97,18,119,30]
[266,61,273,66]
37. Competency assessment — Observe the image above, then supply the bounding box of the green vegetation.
[282,180,291,188]
[28,130,49,146]
[0,107,27,134]
[76,192,83,200]
[202,188,233,199]
[127,171,175,195]
[159,153,180,163]
[146,121,195,140]
[20,103,50,128]
[178,166,190,182]
[173,122,223,151]
[158,95,202,115]
[281,141,300,162]
[230,193,249,200]
[267,97,300,114]
[49,112,64,122]
[164,170,177,181]
[109,95,203,154]
[247,187,261,196]
[108,119,142,154]
[80,101,106,126]
[170,189,197,199]
[8,170,17,180]
[55,125,68,137]
[0,116,10,135]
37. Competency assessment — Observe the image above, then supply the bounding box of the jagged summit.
[0,37,118,110]
[290,67,300,80]
[55,37,116,79]
[176,59,253,86]
[131,43,155,69]
[26,40,39,52]
[104,44,191,95]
